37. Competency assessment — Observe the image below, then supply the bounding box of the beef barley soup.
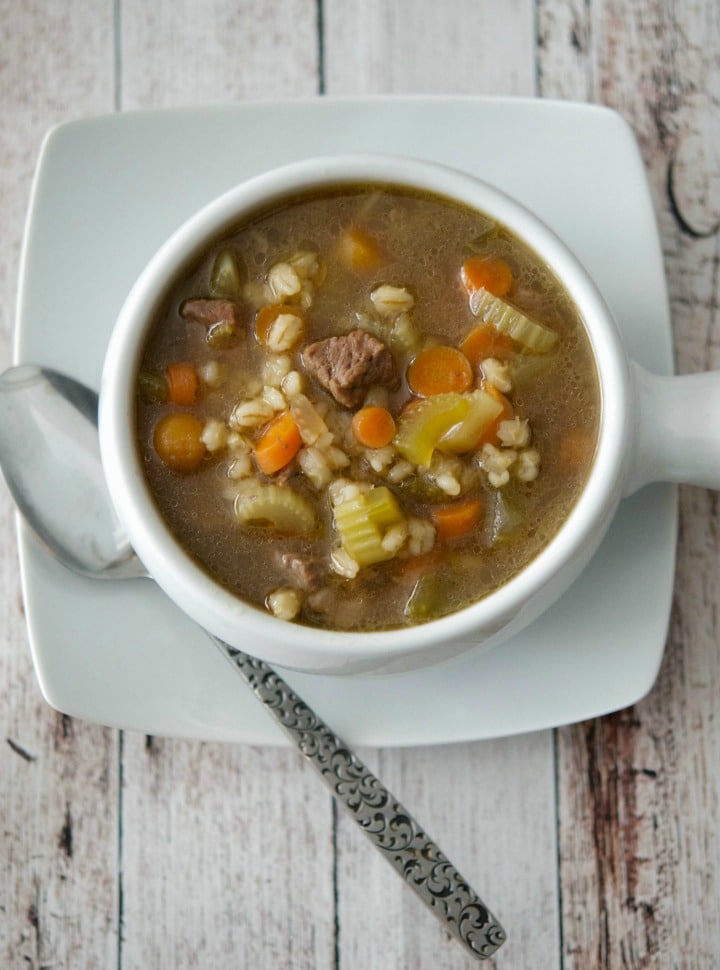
[136,185,600,632]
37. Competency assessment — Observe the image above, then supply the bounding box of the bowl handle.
[625,360,720,495]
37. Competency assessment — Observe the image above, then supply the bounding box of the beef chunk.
[301,330,397,407]
[181,298,241,328]
[277,551,325,592]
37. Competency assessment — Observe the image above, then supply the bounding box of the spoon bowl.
[0,365,144,580]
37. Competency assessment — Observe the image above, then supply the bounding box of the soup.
[136,185,600,632]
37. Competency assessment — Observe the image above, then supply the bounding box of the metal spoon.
[0,363,506,961]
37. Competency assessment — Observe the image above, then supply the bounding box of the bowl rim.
[99,152,631,671]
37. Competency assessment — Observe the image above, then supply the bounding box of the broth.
[136,185,600,632]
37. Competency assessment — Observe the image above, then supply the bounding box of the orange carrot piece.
[406,346,473,397]
[460,323,515,365]
[431,498,484,541]
[154,413,206,472]
[475,381,514,447]
[460,255,513,297]
[337,227,382,270]
[351,406,397,449]
[165,362,199,406]
[253,411,303,476]
[254,304,305,347]
[482,380,514,417]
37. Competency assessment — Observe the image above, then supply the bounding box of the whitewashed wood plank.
[120,0,320,108]
[0,1,115,363]
[535,0,593,101]
[10,3,718,969]
[0,3,120,967]
[323,0,536,95]
[116,4,336,968]
[335,735,559,969]
[119,733,335,968]
[540,0,720,966]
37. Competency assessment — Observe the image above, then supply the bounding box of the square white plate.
[15,97,677,746]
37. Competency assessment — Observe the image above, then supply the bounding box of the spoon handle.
[217,640,507,961]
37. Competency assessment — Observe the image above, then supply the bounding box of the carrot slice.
[166,362,198,406]
[337,227,382,270]
[254,304,306,348]
[407,346,473,397]
[431,498,484,541]
[475,381,514,447]
[351,406,397,449]
[253,411,303,476]
[154,413,206,472]
[461,256,513,297]
[460,323,515,365]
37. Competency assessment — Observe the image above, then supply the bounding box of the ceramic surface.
[100,152,630,674]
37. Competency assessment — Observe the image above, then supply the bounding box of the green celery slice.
[508,354,553,387]
[404,574,446,621]
[334,486,405,567]
[137,371,168,402]
[439,389,504,453]
[234,483,315,535]
[394,393,470,467]
[470,287,558,353]
[489,489,525,546]
[210,248,243,298]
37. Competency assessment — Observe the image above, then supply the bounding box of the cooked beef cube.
[306,587,367,627]
[181,298,241,328]
[277,552,324,591]
[301,330,397,407]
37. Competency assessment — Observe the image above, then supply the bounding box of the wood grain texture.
[119,734,335,968]
[2,0,719,968]
[120,0,320,108]
[539,0,720,966]
[323,0,536,95]
[116,3,336,968]
[0,2,120,968]
[0,0,113,362]
[335,735,559,970]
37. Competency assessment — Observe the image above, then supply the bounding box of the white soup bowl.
[99,154,720,675]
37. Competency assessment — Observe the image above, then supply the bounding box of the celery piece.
[461,220,500,253]
[404,574,448,622]
[205,321,236,347]
[396,477,449,504]
[489,489,524,546]
[234,483,316,535]
[210,248,243,298]
[334,485,405,567]
[508,354,553,388]
[137,371,168,402]
[469,287,558,353]
[354,310,421,356]
[394,393,470,468]
[289,393,329,446]
[439,389,504,454]
[364,486,404,527]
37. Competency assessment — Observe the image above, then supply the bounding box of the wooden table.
[2,2,719,967]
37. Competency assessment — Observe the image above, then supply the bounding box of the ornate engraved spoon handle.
[217,640,507,961]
